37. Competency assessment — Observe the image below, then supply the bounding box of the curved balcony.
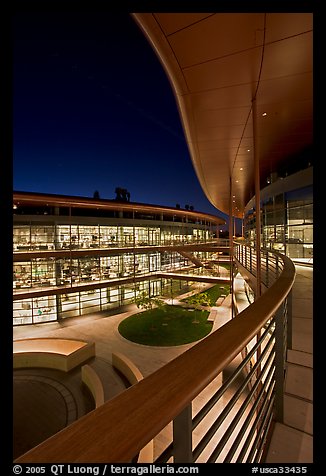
[15,243,297,463]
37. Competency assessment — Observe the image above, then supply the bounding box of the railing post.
[275,255,279,279]
[286,290,293,351]
[173,404,193,463]
[274,304,286,423]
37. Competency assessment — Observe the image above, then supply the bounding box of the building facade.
[244,166,313,261]
[13,192,225,325]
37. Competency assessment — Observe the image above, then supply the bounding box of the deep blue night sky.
[13,10,229,227]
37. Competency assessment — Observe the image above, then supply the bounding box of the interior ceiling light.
[240,167,243,171]
[247,149,250,152]
[262,112,267,116]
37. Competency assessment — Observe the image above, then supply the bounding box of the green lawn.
[182,284,230,306]
[118,305,212,346]
[205,284,230,302]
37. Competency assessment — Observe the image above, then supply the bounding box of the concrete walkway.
[265,265,313,463]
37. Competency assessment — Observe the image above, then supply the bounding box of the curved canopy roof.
[132,13,313,217]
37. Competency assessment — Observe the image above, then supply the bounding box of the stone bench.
[112,352,144,387]
[13,338,95,372]
[216,295,227,306]
[81,364,105,408]
[207,310,217,323]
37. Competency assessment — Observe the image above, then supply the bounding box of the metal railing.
[15,243,295,464]
[234,242,284,288]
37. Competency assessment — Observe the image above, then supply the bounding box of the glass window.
[287,206,304,224]
[148,227,160,245]
[105,287,120,305]
[79,257,100,283]
[80,289,101,314]
[149,253,159,272]
[32,296,57,323]
[149,279,161,297]
[100,226,118,248]
[79,225,100,249]
[121,285,135,305]
[70,225,79,248]
[57,258,73,285]
[121,253,136,277]
[13,262,32,289]
[135,253,149,274]
[31,258,56,287]
[57,225,71,249]
[60,292,79,319]
[101,287,120,310]
[304,204,313,223]
[13,225,31,251]
[13,299,33,325]
[135,227,149,246]
[121,226,134,247]
[30,225,54,250]
[285,185,313,205]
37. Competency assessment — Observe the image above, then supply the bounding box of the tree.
[187,291,212,308]
[115,187,131,202]
[93,190,100,199]
[134,291,166,311]
[187,291,212,324]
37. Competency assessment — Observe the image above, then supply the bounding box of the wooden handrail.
[15,252,295,463]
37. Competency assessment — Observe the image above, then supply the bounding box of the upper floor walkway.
[265,264,313,462]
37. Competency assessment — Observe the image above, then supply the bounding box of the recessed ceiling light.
[236,180,239,183]
[262,112,267,116]
[240,167,243,171]
[247,149,250,152]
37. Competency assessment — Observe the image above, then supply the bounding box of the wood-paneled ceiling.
[132,13,313,217]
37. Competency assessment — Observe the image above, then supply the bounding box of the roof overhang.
[13,191,225,225]
[132,13,313,218]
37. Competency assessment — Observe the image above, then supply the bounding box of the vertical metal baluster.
[286,290,293,352]
[274,304,286,423]
[173,404,193,463]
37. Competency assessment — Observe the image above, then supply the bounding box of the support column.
[252,97,262,386]
[229,176,234,319]
[252,97,261,298]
